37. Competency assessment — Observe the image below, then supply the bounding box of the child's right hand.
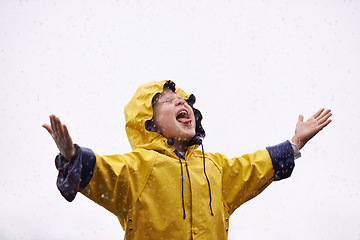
[43,115,75,161]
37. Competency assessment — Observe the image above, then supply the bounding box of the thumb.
[42,124,53,134]
[298,114,304,123]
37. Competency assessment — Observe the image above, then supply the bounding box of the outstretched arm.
[291,108,332,150]
[43,115,75,161]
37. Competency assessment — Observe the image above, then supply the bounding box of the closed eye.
[165,97,183,103]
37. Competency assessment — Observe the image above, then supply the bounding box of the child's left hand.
[291,108,332,150]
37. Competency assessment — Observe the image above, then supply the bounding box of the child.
[43,80,332,240]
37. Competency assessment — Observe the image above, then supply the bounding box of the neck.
[174,139,188,152]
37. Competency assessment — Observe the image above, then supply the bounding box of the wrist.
[291,135,305,150]
[63,146,76,161]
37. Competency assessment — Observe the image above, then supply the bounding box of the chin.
[165,124,196,142]
[178,132,196,142]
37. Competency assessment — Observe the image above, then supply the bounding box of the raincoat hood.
[124,80,205,154]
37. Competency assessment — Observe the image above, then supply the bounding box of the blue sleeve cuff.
[266,140,295,181]
[55,144,96,202]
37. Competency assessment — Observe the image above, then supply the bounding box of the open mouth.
[176,110,192,124]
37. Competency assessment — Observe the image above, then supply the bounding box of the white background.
[1,0,360,239]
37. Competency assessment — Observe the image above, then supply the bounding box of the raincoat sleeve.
[55,145,155,219]
[55,144,96,202]
[80,149,156,219]
[212,140,295,214]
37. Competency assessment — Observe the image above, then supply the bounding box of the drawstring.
[168,138,214,219]
[196,138,214,216]
[169,139,186,219]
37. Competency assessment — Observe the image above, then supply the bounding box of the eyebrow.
[161,94,183,102]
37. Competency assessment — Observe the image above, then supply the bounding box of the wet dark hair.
[151,80,176,106]
[163,80,176,91]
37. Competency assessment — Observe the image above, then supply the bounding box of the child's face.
[151,88,196,144]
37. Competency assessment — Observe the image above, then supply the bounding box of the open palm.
[43,115,75,161]
[292,108,332,150]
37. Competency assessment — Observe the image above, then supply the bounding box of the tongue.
[177,118,191,124]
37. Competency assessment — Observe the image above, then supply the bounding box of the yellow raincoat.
[56,80,295,240]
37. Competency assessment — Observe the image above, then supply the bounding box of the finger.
[298,114,304,123]
[318,112,332,125]
[63,125,69,143]
[42,124,53,135]
[52,116,62,138]
[316,109,331,120]
[63,124,69,137]
[63,125,73,144]
[319,119,332,130]
[54,116,65,137]
[50,115,58,135]
[312,108,325,119]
